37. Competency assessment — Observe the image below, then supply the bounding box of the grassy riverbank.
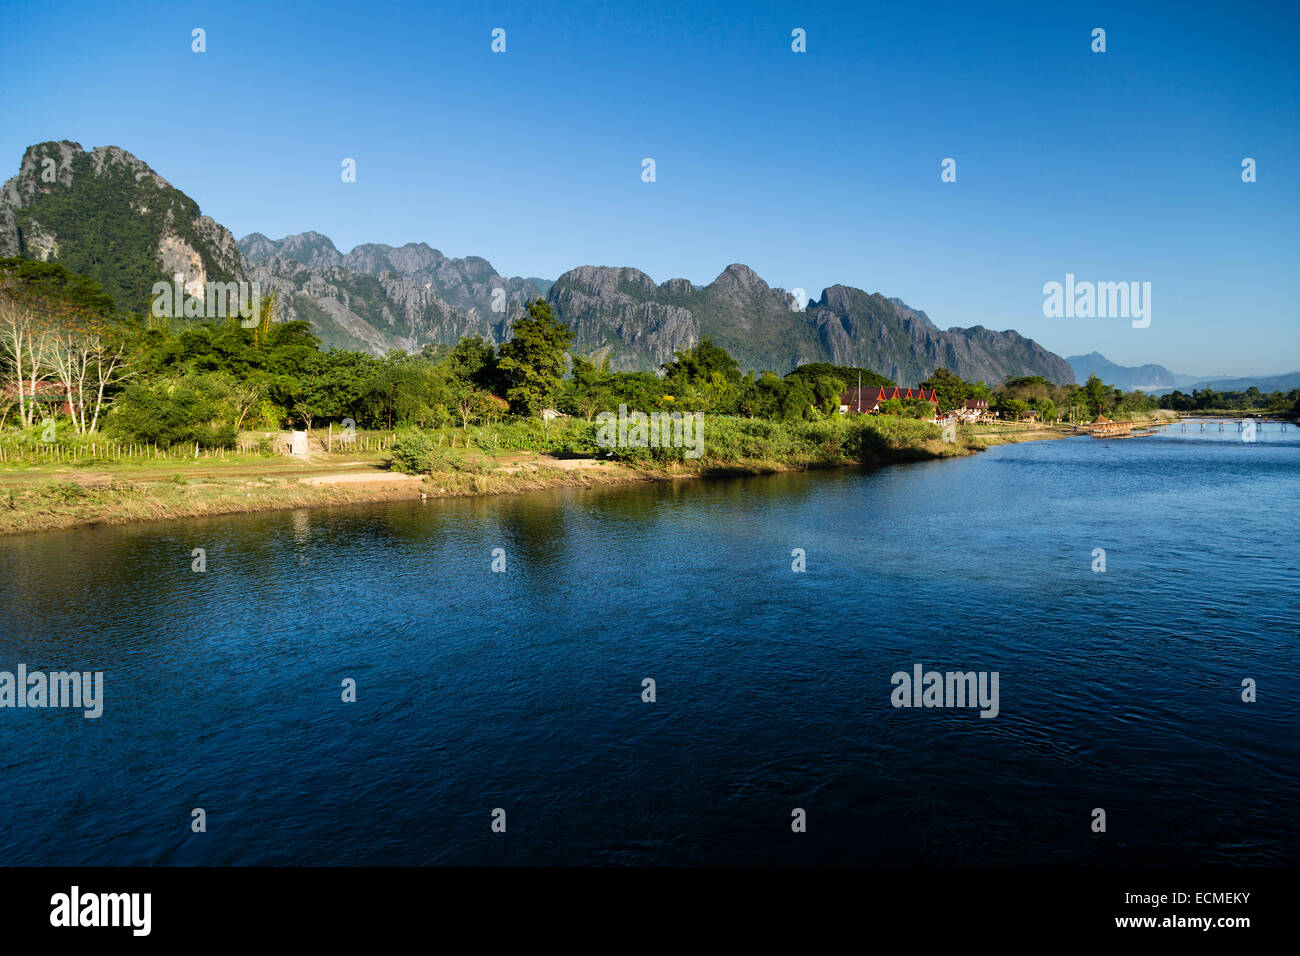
[0,416,1067,536]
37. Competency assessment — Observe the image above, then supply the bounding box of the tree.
[808,374,847,415]
[444,336,499,391]
[1002,398,1031,420]
[295,350,382,429]
[0,257,116,316]
[46,318,132,434]
[0,295,52,428]
[449,382,493,428]
[920,366,969,412]
[1081,374,1110,416]
[496,299,574,417]
[108,373,239,448]
[565,353,615,421]
[227,378,268,431]
[605,370,666,412]
[249,290,277,348]
[662,338,742,386]
[737,373,817,421]
[787,363,892,390]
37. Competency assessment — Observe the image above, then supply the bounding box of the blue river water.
[1,422,1297,865]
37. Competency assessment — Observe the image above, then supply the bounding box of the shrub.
[107,375,239,448]
[389,430,462,474]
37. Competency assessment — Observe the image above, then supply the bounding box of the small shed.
[1089,414,1132,438]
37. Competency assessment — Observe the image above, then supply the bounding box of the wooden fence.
[0,432,396,465]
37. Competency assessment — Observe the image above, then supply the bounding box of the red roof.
[840,386,938,410]
[2,380,64,399]
[2,380,73,413]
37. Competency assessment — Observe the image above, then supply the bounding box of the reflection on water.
[0,429,1297,865]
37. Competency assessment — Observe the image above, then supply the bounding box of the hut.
[1089,413,1132,438]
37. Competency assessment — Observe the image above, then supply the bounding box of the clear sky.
[2,0,1297,376]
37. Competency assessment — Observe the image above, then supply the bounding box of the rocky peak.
[818,284,869,314]
[555,265,658,298]
[0,140,246,309]
[344,242,443,277]
[709,262,768,297]
[238,231,342,269]
[661,277,695,297]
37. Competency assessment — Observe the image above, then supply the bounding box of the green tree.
[920,366,969,412]
[0,257,117,317]
[496,299,575,417]
[564,353,616,420]
[737,373,817,421]
[787,363,893,390]
[1001,398,1031,420]
[661,338,742,386]
[108,373,239,447]
[449,381,494,428]
[444,335,499,391]
[1081,374,1110,416]
[808,374,847,415]
[295,350,383,428]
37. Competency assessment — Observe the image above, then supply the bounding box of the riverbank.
[0,422,1069,536]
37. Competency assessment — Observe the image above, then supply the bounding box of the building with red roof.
[839,386,939,415]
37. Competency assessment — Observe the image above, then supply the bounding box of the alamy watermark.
[1042,273,1150,328]
[152,279,261,326]
[595,404,704,458]
[0,664,104,718]
[50,886,150,936]
[890,664,999,718]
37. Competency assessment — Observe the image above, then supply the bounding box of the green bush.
[107,375,239,448]
[389,429,462,475]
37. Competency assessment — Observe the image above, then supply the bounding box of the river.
[1,424,1296,865]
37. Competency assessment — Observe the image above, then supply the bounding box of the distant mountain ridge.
[238,231,551,352]
[1066,352,1196,390]
[239,232,552,314]
[1067,352,1298,396]
[1146,371,1300,396]
[3,140,1075,384]
[549,263,1075,383]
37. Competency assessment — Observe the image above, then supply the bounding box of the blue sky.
[2,0,1297,376]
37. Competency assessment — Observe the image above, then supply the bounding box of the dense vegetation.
[982,372,1155,423]
[3,260,1295,461]
[1160,386,1300,414]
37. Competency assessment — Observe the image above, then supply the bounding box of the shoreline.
[0,425,1070,537]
